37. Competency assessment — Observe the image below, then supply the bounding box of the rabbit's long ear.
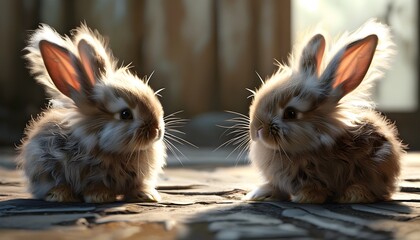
[78,39,102,87]
[299,34,326,76]
[39,40,86,98]
[322,34,378,98]
[74,25,114,82]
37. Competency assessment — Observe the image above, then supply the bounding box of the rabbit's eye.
[120,108,133,120]
[283,107,298,120]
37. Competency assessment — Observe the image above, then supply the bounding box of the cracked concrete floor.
[0,150,420,240]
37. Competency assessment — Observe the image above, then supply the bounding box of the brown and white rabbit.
[243,20,405,203]
[18,24,166,203]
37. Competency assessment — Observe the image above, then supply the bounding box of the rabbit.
[17,24,166,203]
[243,19,405,203]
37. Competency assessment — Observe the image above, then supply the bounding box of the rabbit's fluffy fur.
[18,24,166,203]
[244,19,405,203]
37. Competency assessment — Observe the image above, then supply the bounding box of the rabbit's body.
[20,108,165,202]
[18,24,166,203]
[244,20,405,203]
[249,110,401,203]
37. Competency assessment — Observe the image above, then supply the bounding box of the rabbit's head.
[25,24,164,153]
[249,20,393,155]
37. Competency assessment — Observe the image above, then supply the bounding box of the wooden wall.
[0,0,291,145]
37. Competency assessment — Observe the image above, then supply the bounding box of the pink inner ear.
[333,35,378,95]
[78,40,96,87]
[315,36,326,77]
[39,40,81,97]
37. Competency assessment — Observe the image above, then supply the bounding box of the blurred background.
[0,0,418,165]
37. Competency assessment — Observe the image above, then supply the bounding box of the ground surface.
[0,149,419,240]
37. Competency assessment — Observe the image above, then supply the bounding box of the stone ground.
[0,148,420,240]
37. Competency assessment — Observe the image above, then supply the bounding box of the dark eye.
[120,108,133,120]
[283,107,298,120]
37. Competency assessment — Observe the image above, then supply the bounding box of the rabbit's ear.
[39,40,84,98]
[300,34,325,76]
[74,25,114,82]
[78,39,104,87]
[323,35,378,98]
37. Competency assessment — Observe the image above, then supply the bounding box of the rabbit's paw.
[291,186,328,204]
[83,185,116,203]
[243,183,275,201]
[336,184,376,203]
[127,188,161,202]
[242,185,273,201]
[45,184,79,202]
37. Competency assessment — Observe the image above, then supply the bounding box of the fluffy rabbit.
[244,20,405,203]
[18,24,166,203]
